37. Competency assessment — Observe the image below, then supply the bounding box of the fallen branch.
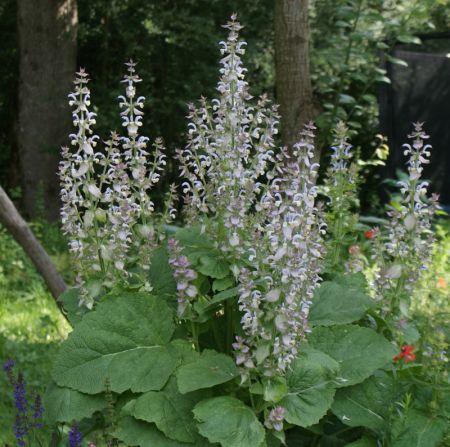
[0,186,67,301]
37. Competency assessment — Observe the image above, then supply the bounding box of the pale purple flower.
[60,64,171,306]
[265,406,286,432]
[167,238,198,317]
[177,15,279,254]
[235,123,326,376]
[372,123,439,310]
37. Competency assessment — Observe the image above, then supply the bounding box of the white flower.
[87,184,102,198]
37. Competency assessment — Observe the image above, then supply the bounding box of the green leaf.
[43,382,106,424]
[58,287,87,325]
[198,256,230,279]
[113,416,190,446]
[391,410,447,447]
[170,339,200,364]
[376,75,391,84]
[339,94,355,104]
[308,325,397,387]
[280,348,339,427]
[148,246,177,299]
[332,373,398,434]
[345,437,377,447]
[333,272,368,290]
[177,349,238,394]
[206,287,239,308]
[397,35,421,45]
[193,396,265,447]
[263,376,287,403]
[212,276,235,292]
[266,432,283,447]
[175,227,230,279]
[401,323,420,344]
[175,227,216,263]
[125,378,208,443]
[52,293,178,394]
[386,55,408,67]
[310,276,375,326]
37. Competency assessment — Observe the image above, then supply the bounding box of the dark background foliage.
[1,0,450,213]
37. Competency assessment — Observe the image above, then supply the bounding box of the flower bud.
[94,208,106,223]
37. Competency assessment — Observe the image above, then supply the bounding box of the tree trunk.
[17,0,78,220]
[275,0,317,149]
[0,186,67,301]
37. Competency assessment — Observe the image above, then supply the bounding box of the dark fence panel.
[379,34,450,208]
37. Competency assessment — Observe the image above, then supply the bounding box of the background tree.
[275,0,316,150]
[16,0,78,220]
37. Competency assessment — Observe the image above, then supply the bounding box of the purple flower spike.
[3,358,15,384]
[3,358,14,370]
[13,373,28,414]
[32,394,44,426]
[13,414,27,446]
[68,422,83,447]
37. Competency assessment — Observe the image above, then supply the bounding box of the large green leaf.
[43,382,106,424]
[124,377,208,443]
[280,348,339,428]
[391,410,448,447]
[112,416,190,446]
[332,373,399,434]
[52,292,178,394]
[310,275,375,326]
[193,396,265,447]
[177,349,238,394]
[308,325,397,387]
[333,272,368,290]
[148,246,177,299]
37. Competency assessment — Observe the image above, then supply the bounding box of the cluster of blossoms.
[264,406,286,432]
[323,121,361,271]
[371,123,439,311]
[3,359,44,446]
[176,14,279,254]
[234,124,326,377]
[324,121,357,210]
[60,62,173,307]
[175,16,326,378]
[167,238,198,317]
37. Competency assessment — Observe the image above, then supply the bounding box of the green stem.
[191,321,199,351]
[225,300,234,355]
[332,211,344,267]
[211,316,224,352]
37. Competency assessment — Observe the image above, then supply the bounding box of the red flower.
[364,229,376,239]
[393,344,416,363]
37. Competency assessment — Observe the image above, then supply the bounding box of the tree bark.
[0,186,67,301]
[17,0,78,220]
[275,0,317,149]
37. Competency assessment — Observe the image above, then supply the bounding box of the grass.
[0,224,71,445]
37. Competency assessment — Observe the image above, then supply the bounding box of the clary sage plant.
[35,15,449,447]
